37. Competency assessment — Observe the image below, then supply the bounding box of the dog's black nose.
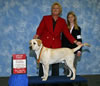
[29,46,32,50]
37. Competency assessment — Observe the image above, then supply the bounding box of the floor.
[0,75,100,86]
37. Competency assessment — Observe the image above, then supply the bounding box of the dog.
[29,39,90,81]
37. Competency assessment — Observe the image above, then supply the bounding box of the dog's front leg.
[41,64,45,79]
[42,64,49,81]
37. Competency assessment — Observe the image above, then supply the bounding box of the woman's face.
[52,5,60,16]
[68,14,75,23]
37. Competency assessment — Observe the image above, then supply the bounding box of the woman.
[62,11,82,56]
[62,11,82,75]
[34,3,81,77]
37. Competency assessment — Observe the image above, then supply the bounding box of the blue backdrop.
[0,0,100,77]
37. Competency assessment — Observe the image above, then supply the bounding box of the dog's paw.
[42,77,47,81]
[67,74,71,77]
[70,77,75,80]
[41,76,45,79]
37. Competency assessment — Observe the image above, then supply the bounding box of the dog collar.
[37,46,43,64]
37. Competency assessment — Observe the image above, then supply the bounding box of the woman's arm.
[33,16,45,38]
[62,20,82,45]
[62,20,76,44]
[76,27,82,56]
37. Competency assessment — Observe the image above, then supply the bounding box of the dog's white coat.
[29,39,87,81]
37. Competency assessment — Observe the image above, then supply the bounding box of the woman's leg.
[52,63,59,76]
[39,63,43,77]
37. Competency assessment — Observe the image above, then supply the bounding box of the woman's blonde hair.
[67,11,79,30]
[51,2,62,16]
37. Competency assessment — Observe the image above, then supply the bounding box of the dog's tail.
[72,43,91,52]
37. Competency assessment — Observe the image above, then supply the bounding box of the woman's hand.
[76,41,82,45]
[74,40,82,45]
[76,51,81,57]
[33,35,39,39]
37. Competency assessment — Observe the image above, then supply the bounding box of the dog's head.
[29,39,42,51]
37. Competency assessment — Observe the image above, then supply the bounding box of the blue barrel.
[8,74,28,86]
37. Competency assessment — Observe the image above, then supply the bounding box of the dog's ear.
[29,40,31,44]
[36,39,42,46]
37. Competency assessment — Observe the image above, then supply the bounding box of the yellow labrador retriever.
[29,39,90,81]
